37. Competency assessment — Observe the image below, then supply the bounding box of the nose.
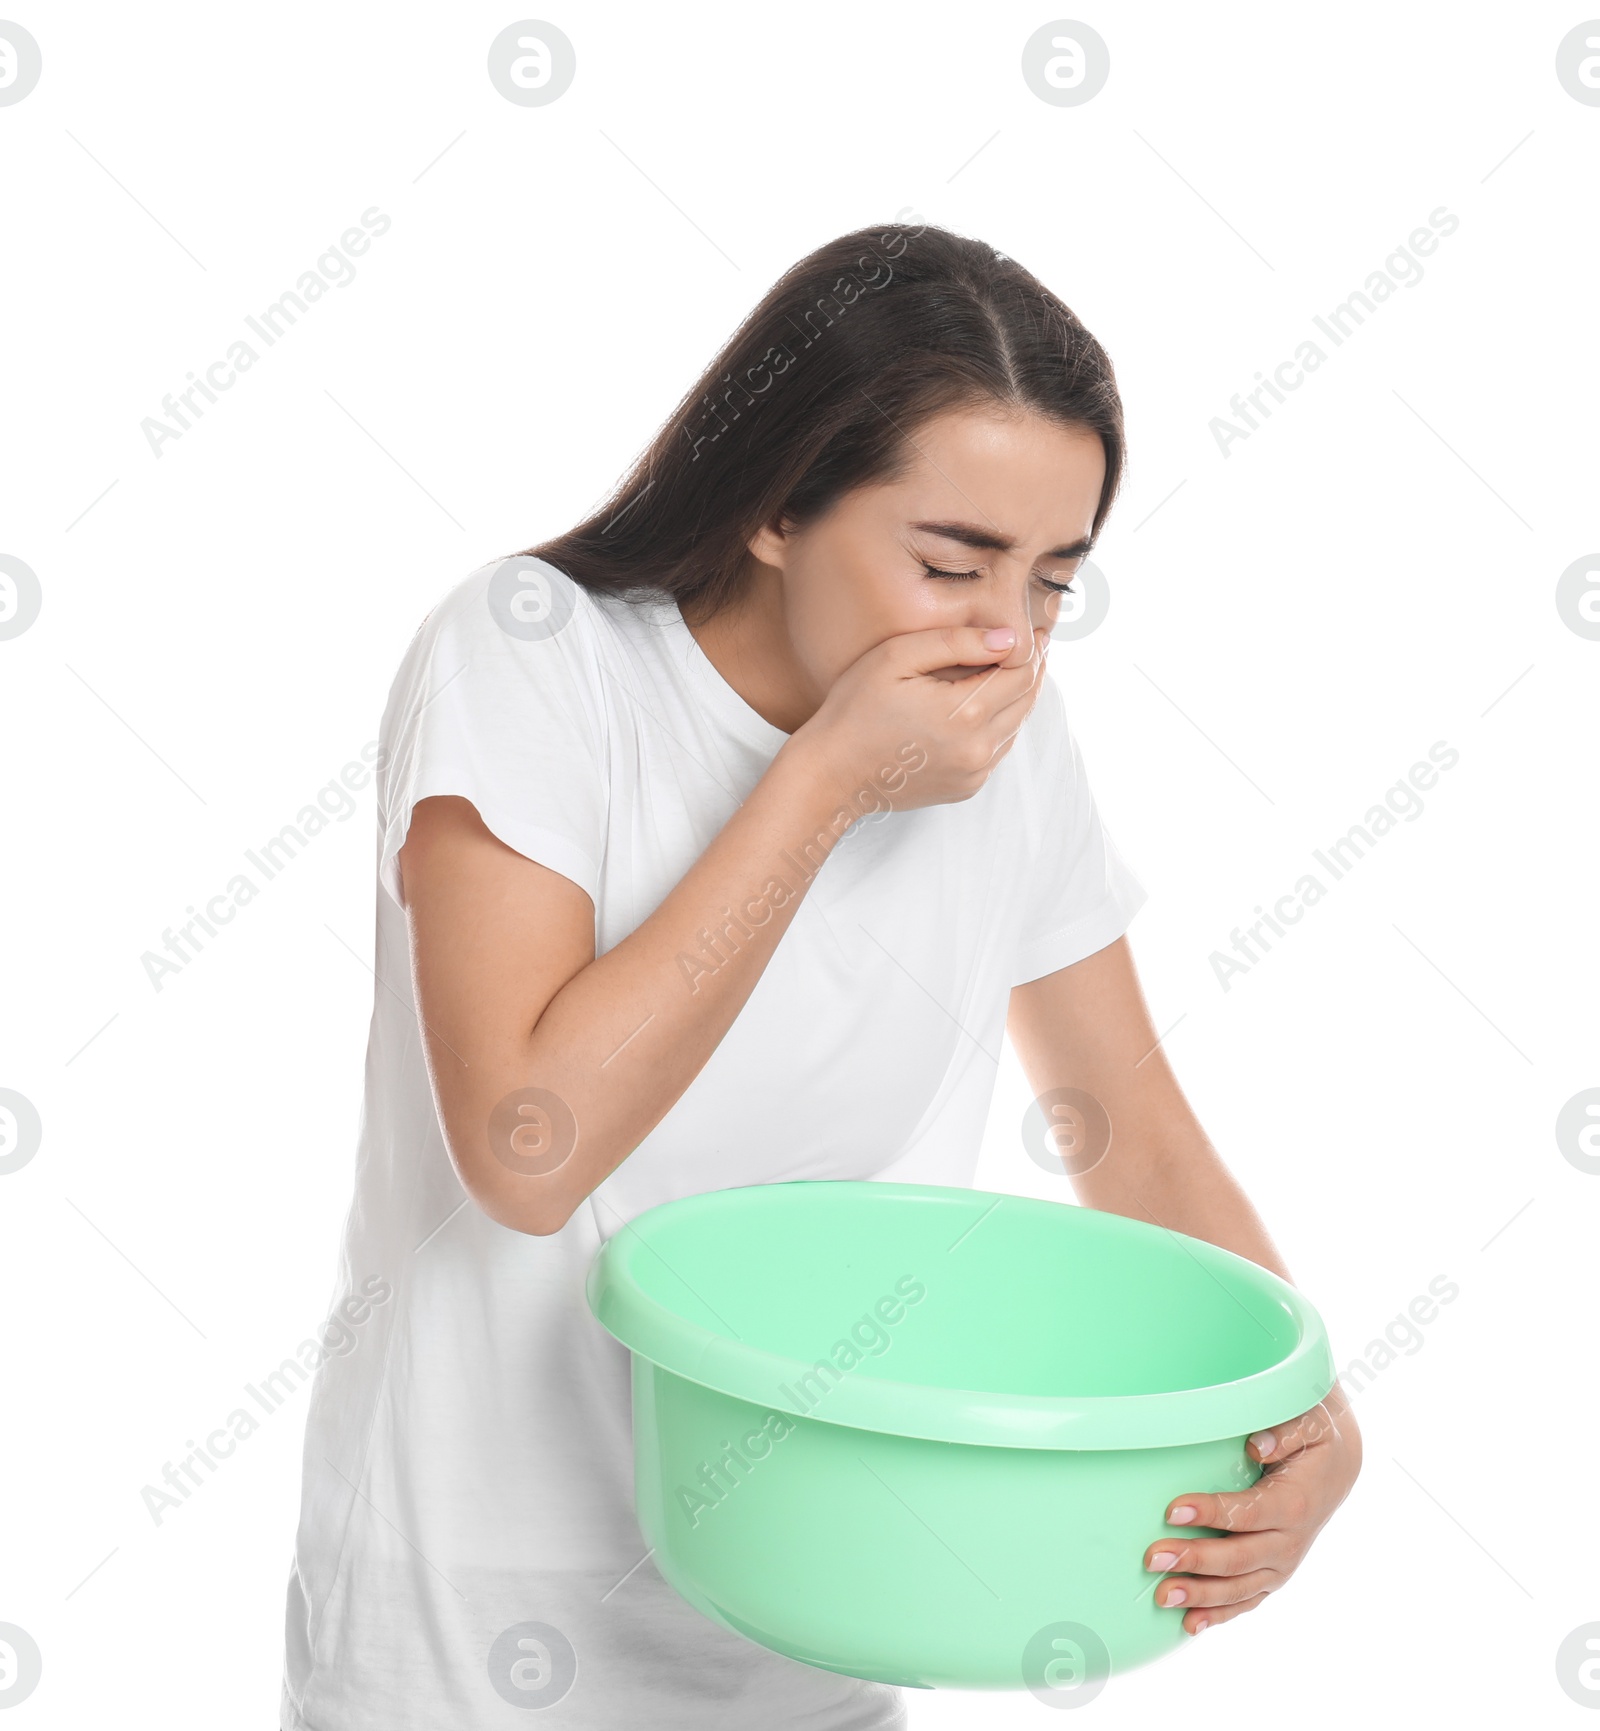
[988,589,1044,670]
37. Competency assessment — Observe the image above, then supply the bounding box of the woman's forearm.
[464,737,856,1233]
[1008,943,1295,1283]
[1072,1116,1295,1286]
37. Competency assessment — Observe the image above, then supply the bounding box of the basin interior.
[622,1182,1299,1399]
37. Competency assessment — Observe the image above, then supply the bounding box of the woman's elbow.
[464,1181,574,1238]
[445,1138,580,1238]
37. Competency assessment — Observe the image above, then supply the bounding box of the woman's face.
[746,406,1107,703]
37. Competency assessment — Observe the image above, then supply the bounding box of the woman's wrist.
[769,729,851,821]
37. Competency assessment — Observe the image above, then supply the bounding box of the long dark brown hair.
[519,220,1124,624]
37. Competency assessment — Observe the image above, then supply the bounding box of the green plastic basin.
[585,1180,1334,1695]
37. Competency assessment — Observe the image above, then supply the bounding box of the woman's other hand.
[1143,1383,1363,1635]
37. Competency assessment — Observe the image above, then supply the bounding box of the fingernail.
[1147,1551,1178,1571]
[1169,1505,1198,1524]
[1250,1430,1276,1456]
[1163,1587,1187,1606]
[1193,1617,1209,1635]
[984,627,1016,647]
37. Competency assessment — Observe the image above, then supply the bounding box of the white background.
[2,1,1596,1725]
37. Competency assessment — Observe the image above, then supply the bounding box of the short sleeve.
[375,559,608,912]
[1009,673,1148,986]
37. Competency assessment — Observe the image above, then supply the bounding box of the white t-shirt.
[279,556,1148,1730]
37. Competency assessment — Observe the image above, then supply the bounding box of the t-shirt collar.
[669,601,793,756]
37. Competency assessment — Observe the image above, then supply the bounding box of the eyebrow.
[909,519,1093,559]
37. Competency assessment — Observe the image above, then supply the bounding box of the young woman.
[279,221,1361,1729]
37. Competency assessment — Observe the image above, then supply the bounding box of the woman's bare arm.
[1007,933,1291,1276]
[396,739,851,1236]
[1007,934,1361,1639]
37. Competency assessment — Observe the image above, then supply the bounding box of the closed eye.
[920,561,1077,595]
